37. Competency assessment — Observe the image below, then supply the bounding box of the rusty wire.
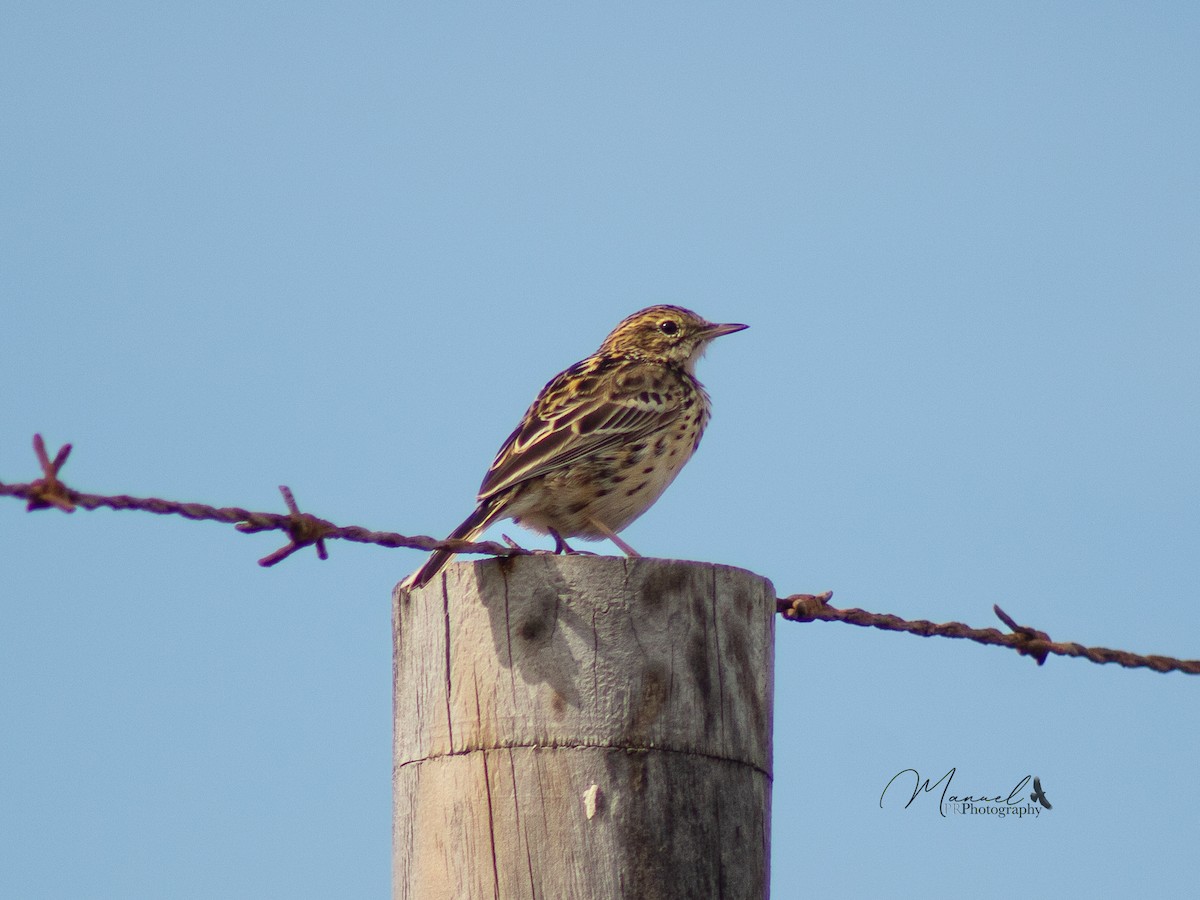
[2,434,529,567]
[4,434,1198,676]
[779,592,1200,676]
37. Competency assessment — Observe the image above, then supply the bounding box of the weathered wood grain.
[393,555,775,900]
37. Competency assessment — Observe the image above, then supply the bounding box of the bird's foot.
[547,528,598,556]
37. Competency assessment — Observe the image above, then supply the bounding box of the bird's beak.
[703,321,749,339]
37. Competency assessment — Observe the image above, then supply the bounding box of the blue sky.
[3,3,1198,896]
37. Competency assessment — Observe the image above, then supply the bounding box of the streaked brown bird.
[401,305,747,590]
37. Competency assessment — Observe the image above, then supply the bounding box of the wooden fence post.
[393,555,775,899]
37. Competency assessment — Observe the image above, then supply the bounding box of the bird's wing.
[478,360,681,501]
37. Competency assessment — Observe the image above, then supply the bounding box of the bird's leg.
[501,533,527,550]
[587,517,641,558]
[550,529,572,554]
[549,528,575,554]
[548,528,598,556]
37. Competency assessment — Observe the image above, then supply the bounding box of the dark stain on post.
[724,587,771,753]
[637,563,688,611]
[607,750,728,900]
[517,586,559,649]
[686,632,716,736]
[629,663,670,737]
[741,588,756,622]
[519,616,545,642]
[619,748,648,795]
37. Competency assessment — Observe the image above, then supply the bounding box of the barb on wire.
[992,604,1052,665]
[237,486,332,567]
[26,434,76,513]
[1,434,531,566]
[777,592,1200,676]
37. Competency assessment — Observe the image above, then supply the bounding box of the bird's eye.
[659,320,679,335]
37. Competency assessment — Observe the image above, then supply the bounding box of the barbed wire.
[2,434,530,566]
[4,435,1197,676]
[778,592,1200,675]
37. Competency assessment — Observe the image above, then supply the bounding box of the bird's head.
[598,305,747,371]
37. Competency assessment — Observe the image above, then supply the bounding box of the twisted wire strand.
[778,593,1200,676]
[0,479,526,559]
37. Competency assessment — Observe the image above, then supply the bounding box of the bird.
[400,305,747,591]
[1030,777,1052,810]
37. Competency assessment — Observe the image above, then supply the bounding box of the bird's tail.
[400,500,502,592]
